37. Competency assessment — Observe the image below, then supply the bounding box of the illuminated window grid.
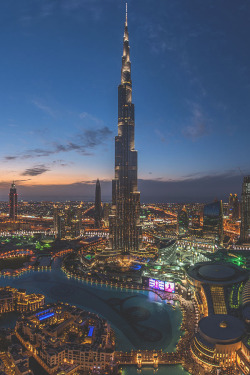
[210,286,227,314]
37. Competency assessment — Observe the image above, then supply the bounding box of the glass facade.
[240,176,250,243]
[9,182,18,221]
[177,206,189,236]
[203,201,223,245]
[109,9,142,255]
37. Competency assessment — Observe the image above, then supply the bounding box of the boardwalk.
[115,350,182,368]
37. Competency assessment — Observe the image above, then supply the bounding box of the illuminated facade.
[16,303,115,374]
[187,262,249,317]
[188,263,250,371]
[203,201,223,245]
[9,181,18,221]
[54,205,82,239]
[0,286,44,313]
[242,278,250,324]
[228,193,240,221]
[177,206,189,236]
[191,314,246,368]
[94,178,102,228]
[109,5,142,256]
[240,176,250,243]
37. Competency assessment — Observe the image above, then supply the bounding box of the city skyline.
[1,0,250,202]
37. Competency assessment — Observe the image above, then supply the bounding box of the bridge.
[115,350,182,368]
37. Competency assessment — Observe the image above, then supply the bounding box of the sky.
[1,0,250,202]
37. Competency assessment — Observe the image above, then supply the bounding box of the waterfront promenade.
[0,262,210,375]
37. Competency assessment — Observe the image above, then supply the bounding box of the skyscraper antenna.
[126,3,128,24]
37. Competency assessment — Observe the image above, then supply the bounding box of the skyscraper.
[109,4,142,256]
[9,181,17,221]
[177,206,189,236]
[240,176,250,243]
[94,178,102,228]
[228,193,240,221]
[203,200,224,245]
[54,205,82,239]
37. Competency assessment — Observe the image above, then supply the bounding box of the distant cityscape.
[0,3,249,375]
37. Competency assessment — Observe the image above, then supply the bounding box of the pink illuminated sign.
[148,278,175,293]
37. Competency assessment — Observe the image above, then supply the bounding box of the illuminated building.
[94,178,102,228]
[15,303,115,374]
[188,263,250,371]
[242,278,250,325]
[203,201,223,245]
[240,176,250,243]
[9,181,18,221]
[177,206,189,236]
[187,262,249,317]
[0,287,44,313]
[228,193,240,221]
[54,205,82,239]
[0,288,14,313]
[103,203,110,227]
[109,4,142,256]
[236,339,250,375]
[8,344,33,375]
[191,314,246,367]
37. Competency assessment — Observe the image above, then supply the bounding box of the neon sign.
[149,278,175,293]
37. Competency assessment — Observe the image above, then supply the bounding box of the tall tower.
[94,178,102,228]
[240,176,250,243]
[203,200,224,246]
[9,181,18,221]
[178,206,189,236]
[109,4,141,256]
[228,193,240,221]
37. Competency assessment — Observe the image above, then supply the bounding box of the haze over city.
[1,0,250,201]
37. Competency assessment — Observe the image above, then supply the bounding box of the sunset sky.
[1,0,250,202]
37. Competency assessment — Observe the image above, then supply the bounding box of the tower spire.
[121,2,131,84]
[109,3,142,256]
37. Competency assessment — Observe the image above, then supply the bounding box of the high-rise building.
[177,206,189,236]
[109,5,142,256]
[94,179,102,228]
[103,203,110,227]
[9,181,17,221]
[228,193,240,221]
[54,205,82,239]
[203,200,223,245]
[240,176,250,243]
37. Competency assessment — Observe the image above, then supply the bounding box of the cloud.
[21,165,50,176]
[138,171,242,203]
[155,129,167,143]
[4,126,112,161]
[0,171,243,203]
[21,0,105,22]
[79,112,102,124]
[32,100,57,118]
[182,104,209,141]
[182,122,207,141]
[4,156,18,161]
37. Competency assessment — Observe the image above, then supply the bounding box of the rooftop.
[199,314,245,343]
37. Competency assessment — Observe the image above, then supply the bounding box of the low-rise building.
[15,303,115,374]
[0,287,44,314]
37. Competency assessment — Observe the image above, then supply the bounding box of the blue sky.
[0,0,250,202]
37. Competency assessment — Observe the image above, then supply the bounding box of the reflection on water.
[0,268,189,374]
[121,365,190,374]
